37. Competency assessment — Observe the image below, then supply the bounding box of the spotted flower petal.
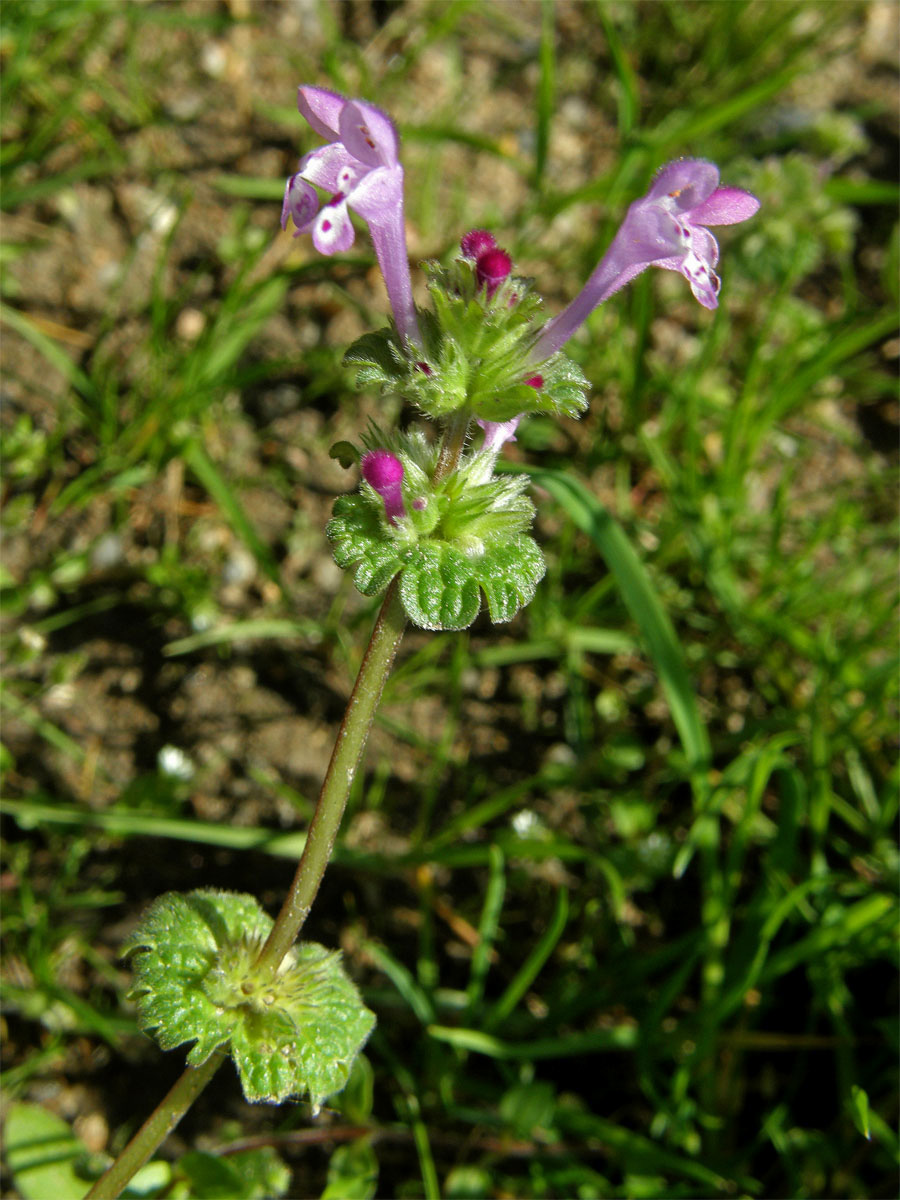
[532,158,759,360]
[339,100,399,168]
[311,198,355,255]
[281,174,319,233]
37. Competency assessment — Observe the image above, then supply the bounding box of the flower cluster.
[282,86,759,630]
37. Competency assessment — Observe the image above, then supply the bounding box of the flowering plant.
[88,86,758,1200]
[282,87,759,635]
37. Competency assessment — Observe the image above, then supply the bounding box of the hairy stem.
[90,581,407,1198]
[433,412,470,483]
[254,577,407,975]
[85,1051,225,1200]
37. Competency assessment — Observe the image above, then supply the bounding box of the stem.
[90,581,408,1199]
[255,577,407,975]
[433,412,470,483]
[85,1051,225,1200]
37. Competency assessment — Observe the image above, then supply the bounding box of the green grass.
[2,2,897,1198]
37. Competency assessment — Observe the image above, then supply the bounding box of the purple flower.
[282,86,421,347]
[362,449,406,525]
[477,415,522,454]
[532,159,760,361]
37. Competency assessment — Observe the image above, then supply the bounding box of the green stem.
[433,411,470,482]
[254,576,407,976]
[89,580,407,1199]
[84,1051,225,1200]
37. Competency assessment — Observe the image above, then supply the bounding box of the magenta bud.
[361,450,406,525]
[525,374,543,389]
[460,229,496,259]
[412,497,427,511]
[475,247,512,298]
[416,361,433,376]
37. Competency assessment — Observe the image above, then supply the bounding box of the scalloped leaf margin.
[124,889,375,1108]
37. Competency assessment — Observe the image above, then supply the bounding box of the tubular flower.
[469,415,523,485]
[282,86,421,346]
[477,415,522,454]
[361,450,406,525]
[532,159,760,361]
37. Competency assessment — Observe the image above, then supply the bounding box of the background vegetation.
[2,1,897,1197]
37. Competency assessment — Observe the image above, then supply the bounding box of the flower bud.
[460,230,496,259]
[361,450,406,525]
[475,247,513,298]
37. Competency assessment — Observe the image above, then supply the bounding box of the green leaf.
[486,887,569,1029]
[329,440,360,469]
[124,890,375,1108]
[326,495,404,596]
[177,1148,290,1200]
[182,440,282,590]
[341,261,589,423]
[499,1080,557,1138]
[343,328,406,379]
[339,1053,375,1124]
[0,303,94,397]
[399,543,482,631]
[4,1103,89,1200]
[849,1084,871,1141]
[177,1153,248,1200]
[325,433,544,629]
[444,1166,495,1200]
[477,536,545,622]
[320,1139,379,1200]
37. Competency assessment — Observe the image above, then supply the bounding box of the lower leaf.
[124,890,375,1109]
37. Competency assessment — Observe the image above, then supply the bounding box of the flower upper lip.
[298,86,399,167]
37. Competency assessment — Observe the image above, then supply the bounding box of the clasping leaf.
[124,890,375,1109]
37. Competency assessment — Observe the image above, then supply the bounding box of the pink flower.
[475,247,513,298]
[282,87,421,346]
[532,159,760,360]
[460,230,496,259]
[362,450,406,525]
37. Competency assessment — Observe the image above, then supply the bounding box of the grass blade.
[181,438,282,589]
[485,887,569,1030]
[527,467,711,790]
[465,844,506,1013]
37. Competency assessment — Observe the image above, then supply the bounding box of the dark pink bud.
[361,450,406,525]
[460,230,496,259]
[525,374,543,389]
[476,247,513,298]
[412,497,427,511]
[416,361,432,376]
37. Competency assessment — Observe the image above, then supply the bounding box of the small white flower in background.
[158,745,195,781]
[511,809,541,838]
